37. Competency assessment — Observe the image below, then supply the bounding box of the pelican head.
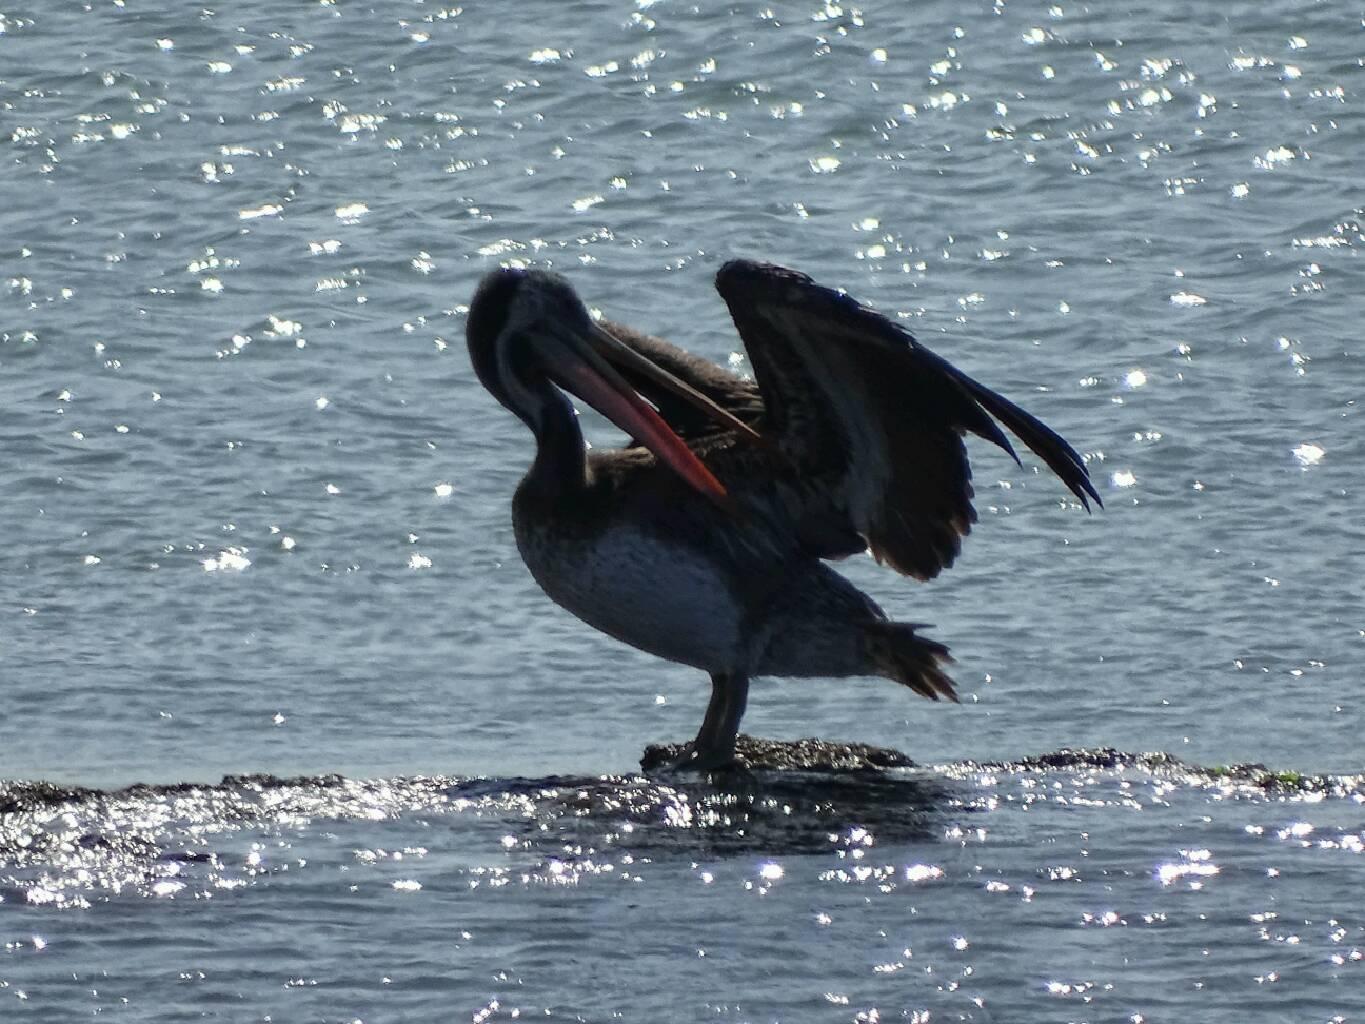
[466,267,756,503]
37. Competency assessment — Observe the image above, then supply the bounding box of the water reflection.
[3,747,1359,908]
[478,767,956,860]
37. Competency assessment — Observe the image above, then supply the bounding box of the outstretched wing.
[711,259,1100,580]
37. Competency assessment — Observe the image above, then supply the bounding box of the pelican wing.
[713,259,1100,580]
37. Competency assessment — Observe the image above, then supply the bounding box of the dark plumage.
[467,259,1099,769]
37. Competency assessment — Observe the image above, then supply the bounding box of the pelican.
[466,260,1099,770]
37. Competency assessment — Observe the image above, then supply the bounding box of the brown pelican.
[466,260,1099,770]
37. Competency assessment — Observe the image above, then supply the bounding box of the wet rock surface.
[639,733,918,773]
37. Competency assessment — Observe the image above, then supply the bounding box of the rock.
[640,733,916,773]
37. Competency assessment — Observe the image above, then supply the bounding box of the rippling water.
[3,0,1362,1018]
[3,758,1363,1020]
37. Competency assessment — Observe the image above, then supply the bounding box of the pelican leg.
[673,672,750,771]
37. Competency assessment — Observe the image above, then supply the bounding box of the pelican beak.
[534,323,735,506]
[585,323,765,445]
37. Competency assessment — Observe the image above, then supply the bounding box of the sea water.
[2,1,1362,1019]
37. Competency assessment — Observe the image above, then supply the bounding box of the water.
[2,0,1362,1018]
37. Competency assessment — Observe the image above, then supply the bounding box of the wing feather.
[595,319,764,443]
[714,259,1100,580]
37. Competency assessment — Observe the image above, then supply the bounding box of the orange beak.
[533,321,757,506]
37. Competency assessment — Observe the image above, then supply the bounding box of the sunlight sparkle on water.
[266,315,303,339]
[1157,848,1219,886]
[1291,443,1324,467]
[202,548,251,572]
[905,864,943,883]
[1170,291,1207,306]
